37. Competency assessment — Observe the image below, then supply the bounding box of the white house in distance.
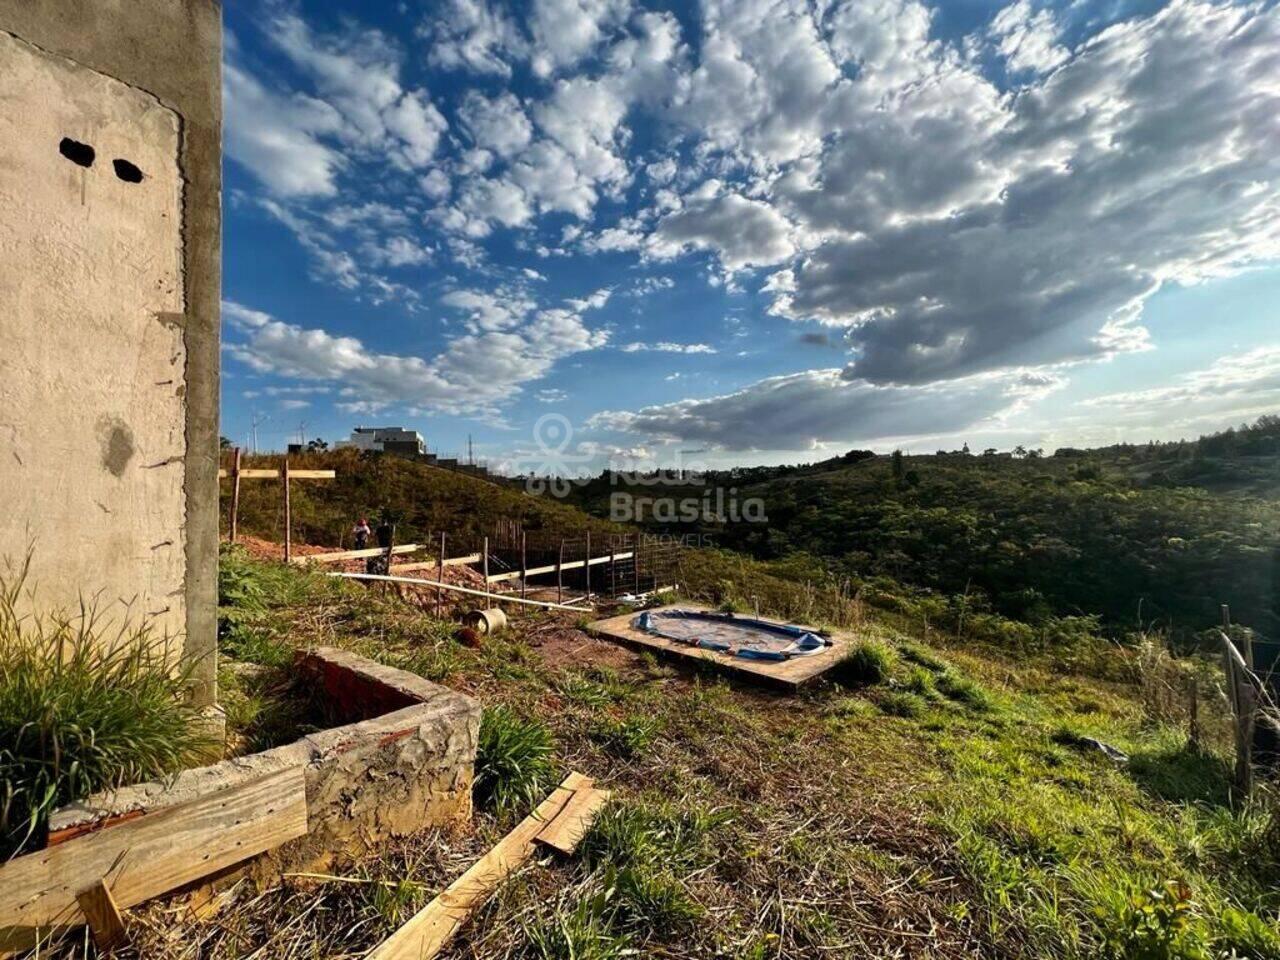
[336,426,425,457]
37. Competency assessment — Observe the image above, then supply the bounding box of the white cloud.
[225,294,608,416]
[650,193,795,270]
[620,342,717,354]
[421,0,523,75]
[459,90,534,158]
[989,0,1069,74]
[223,59,345,196]
[529,0,631,76]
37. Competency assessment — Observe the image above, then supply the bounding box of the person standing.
[352,517,371,549]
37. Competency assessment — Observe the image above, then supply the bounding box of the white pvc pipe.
[328,571,595,613]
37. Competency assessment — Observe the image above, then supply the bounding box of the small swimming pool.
[633,608,831,662]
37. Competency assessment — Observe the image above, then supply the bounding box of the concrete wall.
[0,1,221,706]
[49,648,482,873]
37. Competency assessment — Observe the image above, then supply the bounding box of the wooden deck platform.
[586,604,848,691]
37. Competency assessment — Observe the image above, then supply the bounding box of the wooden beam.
[486,552,632,583]
[536,786,610,856]
[76,880,127,953]
[292,544,422,565]
[228,448,242,544]
[390,553,480,574]
[0,767,307,954]
[365,774,590,960]
[329,572,593,613]
[217,468,335,480]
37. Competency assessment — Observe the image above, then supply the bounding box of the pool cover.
[633,609,831,662]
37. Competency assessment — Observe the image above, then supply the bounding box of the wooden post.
[228,447,242,544]
[436,531,445,617]
[584,531,591,600]
[1188,677,1200,751]
[633,534,641,595]
[609,543,616,597]
[520,530,528,599]
[282,457,292,563]
[483,537,490,585]
[557,538,564,604]
[77,880,128,952]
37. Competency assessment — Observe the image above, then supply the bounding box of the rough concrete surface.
[0,0,222,706]
[50,648,482,872]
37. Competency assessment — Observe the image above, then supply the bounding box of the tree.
[219,435,232,450]
[891,449,905,482]
[306,437,329,453]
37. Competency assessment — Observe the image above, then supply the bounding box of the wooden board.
[536,787,611,856]
[0,767,307,954]
[586,604,848,691]
[76,880,127,952]
[486,552,633,584]
[390,553,482,574]
[365,773,591,960]
[292,544,422,564]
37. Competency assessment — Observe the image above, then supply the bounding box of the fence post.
[557,538,564,604]
[520,530,527,600]
[609,542,616,597]
[633,533,641,596]
[436,531,445,617]
[228,447,242,544]
[1188,677,1200,752]
[585,531,591,600]
[282,457,292,563]
[483,536,490,585]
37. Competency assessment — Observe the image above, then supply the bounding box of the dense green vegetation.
[566,416,1280,649]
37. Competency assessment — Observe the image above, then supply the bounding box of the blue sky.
[221,0,1280,472]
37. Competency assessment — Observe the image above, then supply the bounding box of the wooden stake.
[1188,677,1200,751]
[633,533,641,595]
[77,880,127,952]
[557,539,564,604]
[228,447,242,544]
[282,457,292,564]
[585,531,591,600]
[436,531,445,617]
[520,530,528,600]
[482,536,489,584]
[609,544,616,598]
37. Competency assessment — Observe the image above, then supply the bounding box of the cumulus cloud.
[224,293,608,416]
[529,0,632,76]
[590,366,1064,450]
[650,193,795,270]
[224,59,345,196]
[420,0,525,76]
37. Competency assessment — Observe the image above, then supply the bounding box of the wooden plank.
[487,553,633,584]
[217,468,335,480]
[390,553,480,574]
[292,544,422,565]
[536,787,611,856]
[76,880,127,953]
[366,773,591,960]
[0,767,307,954]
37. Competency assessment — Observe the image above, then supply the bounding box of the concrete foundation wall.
[49,649,482,872]
[0,1,222,705]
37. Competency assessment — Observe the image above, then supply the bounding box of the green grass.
[474,705,556,817]
[0,559,216,857]
[834,639,897,687]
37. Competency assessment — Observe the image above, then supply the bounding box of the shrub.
[834,640,897,687]
[0,561,215,858]
[474,705,555,816]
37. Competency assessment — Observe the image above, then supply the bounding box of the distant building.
[337,426,425,457]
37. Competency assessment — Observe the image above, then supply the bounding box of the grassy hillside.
[563,418,1280,648]
[223,448,626,550]
[142,549,1279,959]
